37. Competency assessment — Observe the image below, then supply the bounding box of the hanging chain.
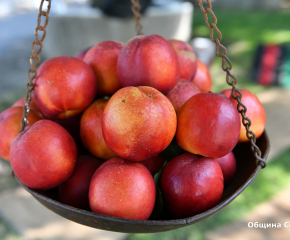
[197,0,266,168]
[20,0,51,133]
[131,0,143,35]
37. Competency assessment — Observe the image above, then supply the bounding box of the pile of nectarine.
[0,34,266,220]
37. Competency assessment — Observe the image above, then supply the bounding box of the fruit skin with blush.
[176,92,240,158]
[166,79,201,113]
[0,106,43,161]
[160,153,224,218]
[33,56,97,119]
[58,155,103,210]
[102,86,177,161]
[168,39,198,81]
[220,88,266,142]
[83,41,124,96]
[191,59,212,92]
[10,119,77,190]
[80,98,117,160]
[117,34,180,95]
[215,151,236,186]
[89,157,156,220]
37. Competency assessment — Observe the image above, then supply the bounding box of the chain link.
[131,0,143,35]
[198,0,266,168]
[20,0,51,133]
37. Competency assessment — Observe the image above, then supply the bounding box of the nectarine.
[0,107,43,161]
[83,41,124,96]
[176,92,240,158]
[117,34,180,95]
[58,155,103,210]
[215,151,236,186]
[89,157,156,220]
[34,56,97,119]
[80,98,117,160]
[191,59,212,92]
[10,120,77,190]
[221,89,266,142]
[168,39,198,81]
[102,86,177,161]
[160,153,224,218]
[166,79,200,113]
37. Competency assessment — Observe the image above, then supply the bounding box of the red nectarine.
[168,39,198,81]
[34,56,97,119]
[166,79,200,113]
[102,86,177,161]
[215,151,236,186]
[220,89,266,142]
[176,92,240,158]
[10,120,77,190]
[117,34,180,95]
[89,157,156,220]
[160,153,224,218]
[191,59,212,92]
[58,155,103,210]
[80,99,117,160]
[0,107,43,161]
[83,41,124,96]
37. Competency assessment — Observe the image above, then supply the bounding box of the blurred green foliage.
[192,10,290,93]
[126,148,290,240]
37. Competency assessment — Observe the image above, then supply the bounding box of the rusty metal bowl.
[14,131,270,233]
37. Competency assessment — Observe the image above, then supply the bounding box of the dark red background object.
[252,44,288,86]
[257,45,281,85]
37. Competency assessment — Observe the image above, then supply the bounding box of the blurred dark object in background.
[251,45,290,88]
[91,0,152,18]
